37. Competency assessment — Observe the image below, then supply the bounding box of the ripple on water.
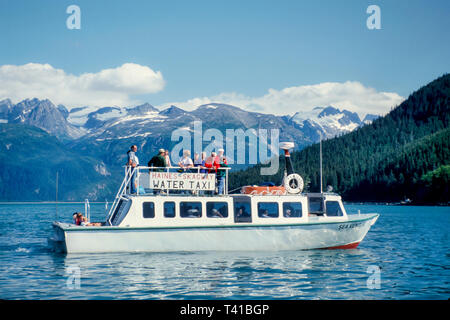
[0,203,449,299]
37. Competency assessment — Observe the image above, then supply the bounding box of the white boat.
[49,143,379,253]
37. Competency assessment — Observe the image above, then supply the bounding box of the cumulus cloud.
[159,81,404,117]
[0,63,165,108]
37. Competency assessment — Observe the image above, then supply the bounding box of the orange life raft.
[241,185,286,196]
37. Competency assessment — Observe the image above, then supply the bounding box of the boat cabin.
[106,191,348,228]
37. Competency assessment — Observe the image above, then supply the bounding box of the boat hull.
[50,214,378,253]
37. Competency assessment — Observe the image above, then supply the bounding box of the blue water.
[0,203,448,300]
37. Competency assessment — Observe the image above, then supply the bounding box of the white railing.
[135,166,231,196]
[84,199,90,222]
[106,165,135,225]
[105,165,231,225]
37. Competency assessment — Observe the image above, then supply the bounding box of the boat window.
[143,202,155,218]
[164,202,176,218]
[325,201,343,216]
[180,202,202,218]
[234,201,252,223]
[257,202,279,218]
[206,202,228,218]
[283,202,302,218]
[308,197,324,216]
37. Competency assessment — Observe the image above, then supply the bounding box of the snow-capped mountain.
[290,106,378,139]
[0,98,85,139]
[67,102,159,129]
[0,98,378,167]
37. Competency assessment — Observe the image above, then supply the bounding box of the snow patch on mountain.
[291,106,363,139]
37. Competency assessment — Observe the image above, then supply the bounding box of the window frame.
[142,201,155,219]
[257,202,279,218]
[308,197,325,216]
[233,200,252,223]
[163,201,176,218]
[180,201,203,218]
[282,202,303,218]
[206,201,229,218]
[325,200,344,217]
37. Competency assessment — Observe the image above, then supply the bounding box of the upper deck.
[98,166,351,228]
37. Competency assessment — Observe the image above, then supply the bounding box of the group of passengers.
[126,145,229,195]
[72,212,102,226]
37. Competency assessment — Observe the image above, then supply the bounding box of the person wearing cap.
[148,149,167,195]
[148,149,167,172]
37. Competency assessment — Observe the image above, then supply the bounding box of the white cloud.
[0,63,165,108]
[159,81,404,117]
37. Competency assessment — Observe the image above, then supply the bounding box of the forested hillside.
[230,74,450,204]
[0,124,119,201]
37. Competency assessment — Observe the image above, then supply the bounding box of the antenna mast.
[320,134,323,194]
[55,171,58,220]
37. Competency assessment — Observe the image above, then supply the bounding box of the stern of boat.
[47,222,68,253]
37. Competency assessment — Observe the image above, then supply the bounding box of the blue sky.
[0,0,449,115]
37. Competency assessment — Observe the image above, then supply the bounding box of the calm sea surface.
[0,203,448,300]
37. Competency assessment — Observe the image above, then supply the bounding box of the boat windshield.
[308,197,324,215]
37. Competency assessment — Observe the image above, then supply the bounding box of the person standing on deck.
[148,149,167,172]
[148,149,167,195]
[178,150,194,171]
[164,149,172,167]
[216,149,229,195]
[126,145,139,194]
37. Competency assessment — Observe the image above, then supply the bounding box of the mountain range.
[0,97,378,142]
[0,92,380,201]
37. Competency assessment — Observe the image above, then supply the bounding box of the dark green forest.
[230,74,450,204]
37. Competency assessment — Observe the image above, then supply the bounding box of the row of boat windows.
[142,199,343,220]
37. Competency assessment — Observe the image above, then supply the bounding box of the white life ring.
[284,174,304,194]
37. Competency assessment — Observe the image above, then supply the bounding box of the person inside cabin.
[178,149,194,171]
[284,208,292,217]
[210,208,224,218]
[126,145,139,194]
[261,209,270,218]
[237,206,250,217]
[185,205,200,217]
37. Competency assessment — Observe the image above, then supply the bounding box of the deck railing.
[105,165,231,225]
[105,165,135,225]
